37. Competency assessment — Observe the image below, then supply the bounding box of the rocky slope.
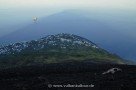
[0,62,135,90]
[0,33,124,68]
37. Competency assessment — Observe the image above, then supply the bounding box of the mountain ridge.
[0,33,99,55]
[0,33,124,68]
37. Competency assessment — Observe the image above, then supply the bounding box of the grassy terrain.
[0,47,124,68]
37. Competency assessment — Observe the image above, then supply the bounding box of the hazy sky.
[0,0,136,37]
[0,0,136,10]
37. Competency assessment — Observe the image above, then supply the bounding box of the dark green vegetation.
[0,33,124,68]
[0,62,136,90]
[0,46,123,68]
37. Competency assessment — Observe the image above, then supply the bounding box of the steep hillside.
[0,33,124,68]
